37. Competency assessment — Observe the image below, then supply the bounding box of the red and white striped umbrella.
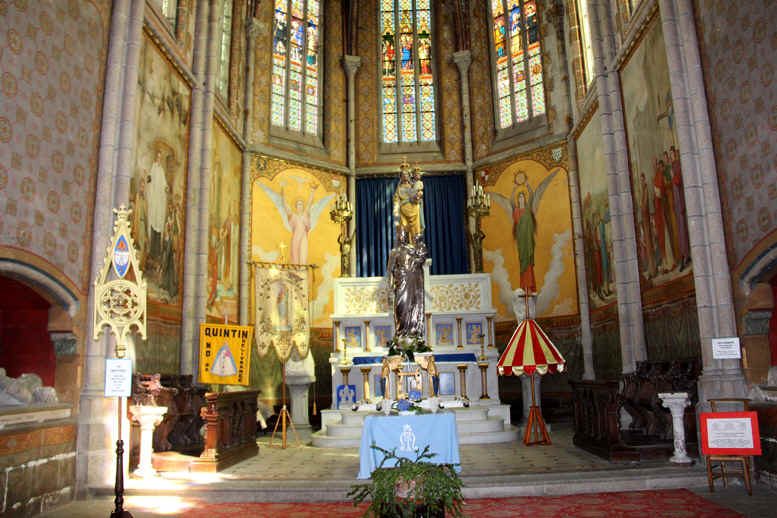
[497,319,566,377]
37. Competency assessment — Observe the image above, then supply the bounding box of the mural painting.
[482,159,576,321]
[130,36,190,308]
[576,107,616,310]
[207,123,242,323]
[129,35,191,372]
[250,159,344,401]
[251,158,345,327]
[620,16,691,289]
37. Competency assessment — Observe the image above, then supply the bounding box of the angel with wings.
[489,169,560,294]
[256,179,334,265]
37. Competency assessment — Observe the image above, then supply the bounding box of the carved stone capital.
[343,55,362,78]
[451,49,472,76]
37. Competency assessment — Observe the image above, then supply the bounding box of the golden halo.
[514,171,527,186]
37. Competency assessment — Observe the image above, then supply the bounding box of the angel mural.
[256,178,334,265]
[489,169,560,294]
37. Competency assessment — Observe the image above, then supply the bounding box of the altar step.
[311,406,521,448]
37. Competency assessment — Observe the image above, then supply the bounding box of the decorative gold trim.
[615,3,660,73]
[476,140,569,185]
[251,154,347,194]
[570,98,599,141]
[93,206,147,358]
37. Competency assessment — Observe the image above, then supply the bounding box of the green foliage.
[386,334,431,362]
[348,444,465,518]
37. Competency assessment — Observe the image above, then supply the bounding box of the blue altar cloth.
[352,353,477,365]
[357,413,461,479]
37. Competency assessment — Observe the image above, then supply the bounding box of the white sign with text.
[712,337,741,360]
[104,358,133,397]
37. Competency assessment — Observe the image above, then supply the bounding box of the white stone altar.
[312,268,519,447]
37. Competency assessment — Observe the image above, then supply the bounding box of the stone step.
[459,416,507,434]
[449,407,490,421]
[326,422,365,438]
[458,425,522,445]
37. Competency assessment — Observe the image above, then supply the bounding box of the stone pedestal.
[658,392,693,464]
[286,354,316,429]
[129,405,167,478]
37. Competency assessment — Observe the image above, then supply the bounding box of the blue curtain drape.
[421,174,468,276]
[356,177,398,277]
[356,174,468,277]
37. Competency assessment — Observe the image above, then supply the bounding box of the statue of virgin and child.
[387,160,427,341]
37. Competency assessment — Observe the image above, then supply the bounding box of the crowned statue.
[388,159,428,342]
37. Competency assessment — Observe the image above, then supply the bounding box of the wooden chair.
[705,398,752,496]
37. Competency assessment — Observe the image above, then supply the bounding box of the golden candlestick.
[478,362,490,400]
[363,320,371,352]
[330,193,354,277]
[457,364,468,400]
[360,367,372,402]
[456,317,464,349]
[334,321,342,353]
[467,179,491,273]
[487,315,495,349]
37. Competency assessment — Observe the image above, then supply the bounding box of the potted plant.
[349,444,465,518]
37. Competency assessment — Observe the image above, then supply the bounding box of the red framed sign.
[700,411,761,456]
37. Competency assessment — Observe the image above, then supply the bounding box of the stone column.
[587,0,646,373]
[111,0,145,205]
[77,0,139,495]
[658,392,692,463]
[240,18,260,324]
[129,405,168,477]
[191,0,224,376]
[567,141,595,380]
[344,55,361,274]
[657,0,745,404]
[180,0,212,375]
[452,50,476,272]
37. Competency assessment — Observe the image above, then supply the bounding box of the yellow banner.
[199,324,253,385]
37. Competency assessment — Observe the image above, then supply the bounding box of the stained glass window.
[216,0,233,101]
[489,0,546,129]
[380,0,437,144]
[271,0,322,137]
[575,0,595,88]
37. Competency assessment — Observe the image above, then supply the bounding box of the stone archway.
[738,246,777,386]
[0,259,80,401]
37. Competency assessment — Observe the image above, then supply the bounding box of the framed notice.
[700,411,761,456]
[711,337,741,359]
[104,358,133,397]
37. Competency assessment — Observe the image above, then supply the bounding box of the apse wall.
[695,0,777,383]
[0,0,110,402]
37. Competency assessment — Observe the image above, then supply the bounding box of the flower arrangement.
[348,445,464,518]
[386,334,431,362]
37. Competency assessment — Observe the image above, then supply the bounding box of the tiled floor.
[39,424,777,517]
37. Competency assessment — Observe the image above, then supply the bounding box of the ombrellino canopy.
[497,319,566,377]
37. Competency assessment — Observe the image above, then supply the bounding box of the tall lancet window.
[380,0,437,145]
[271,0,323,137]
[216,0,234,101]
[575,0,595,88]
[489,0,546,129]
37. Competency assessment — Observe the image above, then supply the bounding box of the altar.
[358,412,461,479]
[312,270,519,448]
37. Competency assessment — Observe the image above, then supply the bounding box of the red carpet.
[184,489,742,517]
